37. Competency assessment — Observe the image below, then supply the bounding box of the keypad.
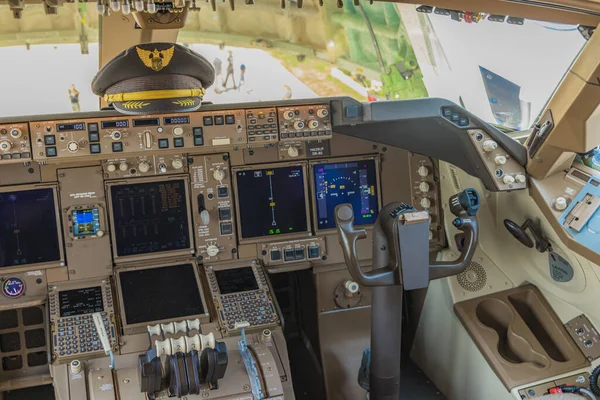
[220,290,276,331]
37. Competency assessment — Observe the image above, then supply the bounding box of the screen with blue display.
[313,159,379,229]
[72,208,101,236]
[0,188,61,268]
[236,165,308,239]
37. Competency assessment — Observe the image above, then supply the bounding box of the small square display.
[71,208,101,237]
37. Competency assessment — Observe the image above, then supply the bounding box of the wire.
[590,364,600,396]
[533,22,578,31]
[580,388,598,400]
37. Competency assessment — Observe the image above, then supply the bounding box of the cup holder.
[476,299,549,368]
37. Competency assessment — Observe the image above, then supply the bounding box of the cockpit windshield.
[0,2,587,136]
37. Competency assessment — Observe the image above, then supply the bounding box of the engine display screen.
[59,287,104,317]
[214,267,259,294]
[72,208,101,236]
[313,160,379,229]
[110,180,190,256]
[236,165,308,239]
[0,188,61,268]
[119,264,205,325]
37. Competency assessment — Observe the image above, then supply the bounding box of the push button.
[218,207,231,220]
[158,139,169,148]
[295,248,305,260]
[203,116,213,126]
[173,137,184,147]
[225,114,235,125]
[308,245,320,259]
[44,135,56,145]
[45,146,57,157]
[284,249,295,262]
[88,132,100,142]
[220,222,233,235]
[214,116,224,125]
[270,249,281,261]
[217,186,229,198]
[90,144,101,154]
[112,142,123,152]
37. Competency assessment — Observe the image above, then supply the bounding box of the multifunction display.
[236,165,308,239]
[313,159,379,229]
[71,208,101,236]
[110,180,190,256]
[0,188,61,268]
[214,267,259,294]
[119,264,205,325]
[59,287,104,317]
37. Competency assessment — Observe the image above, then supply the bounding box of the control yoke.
[334,188,480,290]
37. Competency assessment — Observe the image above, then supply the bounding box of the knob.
[110,131,122,140]
[494,155,507,165]
[261,329,272,344]
[284,110,295,120]
[158,163,167,173]
[173,126,184,136]
[9,128,22,139]
[420,197,431,209]
[172,159,184,170]
[200,210,210,225]
[70,360,82,375]
[0,140,12,152]
[287,146,299,158]
[107,164,116,172]
[138,161,150,173]
[67,141,79,153]
[45,126,52,133]
[206,245,220,257]
[344,280,359,298]
[502,175,515,184]
[213,168,225,181]
[96,230,105,238]
[419,182,430,192]
[515,174,526,184]
[307,119,319,129]
[119,162,128,172]
[555,196,568,211]
[417,165,429,177]
[482,140,498,152]
[294,120,305,130]
[317,108,329,118]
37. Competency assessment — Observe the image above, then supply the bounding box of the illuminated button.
[44,135,56,145]
[112,142,123,152]
[308,246,320,259]
[225,115,235,125]
[194,136,204,146]
[284,249,295,262]
[294,248,305,260]
[220,222,233,235]
[158,139,169,149]
[88,123,98,133]
[174,137,184,148]
[270,249,281,261]
[203,116,213,126]
[214,116,225,125]
[45,146,57,157]
[458,116,469,127]
[12,153,21,159]
[88,132,100,142]
[218,208,231,220]
[217,186,229,198]
[90,144,101,154]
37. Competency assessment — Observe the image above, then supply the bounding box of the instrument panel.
[0,96,526,396]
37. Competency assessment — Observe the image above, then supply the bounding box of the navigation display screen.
[313,160,379,229]
[110,180,190,256]
[120,264,205,325]
[215,267,259,294]
[59,287,103,317]
[0,188,61,268]
[236,165,308,239]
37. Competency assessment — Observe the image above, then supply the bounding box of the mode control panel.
[190,154,237,261]
[468,129,527,191]
[31,111,247,161]
[246,108,278,144]
[102,154,188,178]
[48,280,118,363]
[204,260,280,336]
[260,237,326,267]
[0,123,32,163]
[279,104,332,141]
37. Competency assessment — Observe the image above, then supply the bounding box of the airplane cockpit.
[1,1,600,399]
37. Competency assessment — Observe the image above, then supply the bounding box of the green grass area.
[269,50,366,100]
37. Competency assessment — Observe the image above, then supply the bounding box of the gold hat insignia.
[136,46,175,72]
